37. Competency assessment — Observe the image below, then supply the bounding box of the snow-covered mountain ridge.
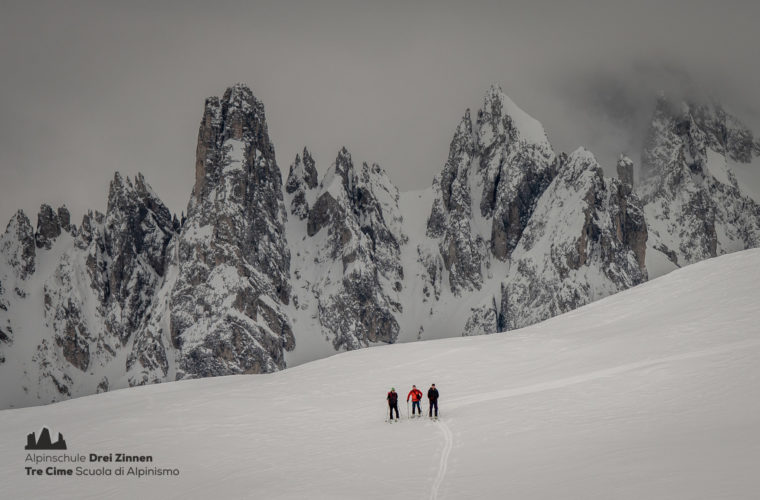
[1,247,758,498]
[1,83,759,408]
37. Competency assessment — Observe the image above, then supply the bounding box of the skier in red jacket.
[407,385,423,417]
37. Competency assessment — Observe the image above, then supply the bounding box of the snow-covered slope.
[1,248,758,499]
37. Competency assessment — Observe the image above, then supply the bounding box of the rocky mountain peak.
[219,84,266,141]
[689,101,755,163]
[168,85,293,380]
[105,171,175,279]
[297,146,404,351]
[640,94,760,269]
[188,84,289,297]
[308,148,353,237]
[451,109,474,153]
[426,85,559,295]
[477,84,552,152]
[493,147,647,332]
[333,146,356,193]
[644,95,756,182]
[35,204,61,250]
[285,147,319,220]
[617,154,635,188]
[1,210,36,280]
[286,147,318,192]
[57,206,72,233]
[192,84,276,206]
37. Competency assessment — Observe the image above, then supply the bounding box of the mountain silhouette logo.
[25,427,67,450]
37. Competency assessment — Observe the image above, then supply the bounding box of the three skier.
[407,385,423,417]
[386,384,440,421]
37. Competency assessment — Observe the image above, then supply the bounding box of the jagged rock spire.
[617,154,634,188]
[427,85,557,294]
[35,204,61,250]
[170,84,293,379]
[1,210,36,280]
[57,206,71,233]
[497,147,648,331]
[640,94,760,268]
[300,146,404,350]
[192,83,277,206]
[286,147,319,220]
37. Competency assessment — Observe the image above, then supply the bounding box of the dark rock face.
[286,147,319,220]
[462,298,498,336]
[189,84,290,303]
[55,315,90,371]
[1,210,36,280]
[170,84,294,378]
[641,97,760,268]
[102,173,175,342]
[38,172,176,386]
[427,110,484,294]
[497,149,648,331]
[424,87,648,336]
[617,155,635,188]
[0,211,36,354]
[302,148,404,350]
[689,102,755,163]
[35,205,61,250]
[427,86,557,294]
[475,87,557,262]
[57,206,71,233]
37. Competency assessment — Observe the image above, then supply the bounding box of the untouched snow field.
[1,249,759,499]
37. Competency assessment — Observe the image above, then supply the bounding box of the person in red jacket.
[407,385,423,417]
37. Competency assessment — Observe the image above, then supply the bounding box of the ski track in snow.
[452,337,760,409]
[430,418,453,500]
[428,337,760,499]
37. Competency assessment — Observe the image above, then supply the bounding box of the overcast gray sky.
[1,0,759,226]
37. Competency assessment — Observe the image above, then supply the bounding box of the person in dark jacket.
[407,385,423,417]
[427,384,439,418]
[387,388,399,421]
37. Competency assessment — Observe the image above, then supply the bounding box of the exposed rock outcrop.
[497,148,648,330]
[169,84,294,378]
[35,205,61,250]
[286,147,319,220]
[299,148,404,350]
[427,86,557,294]
[1,210,36,281]
[617,155,635,188]
[641,97,760,268]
